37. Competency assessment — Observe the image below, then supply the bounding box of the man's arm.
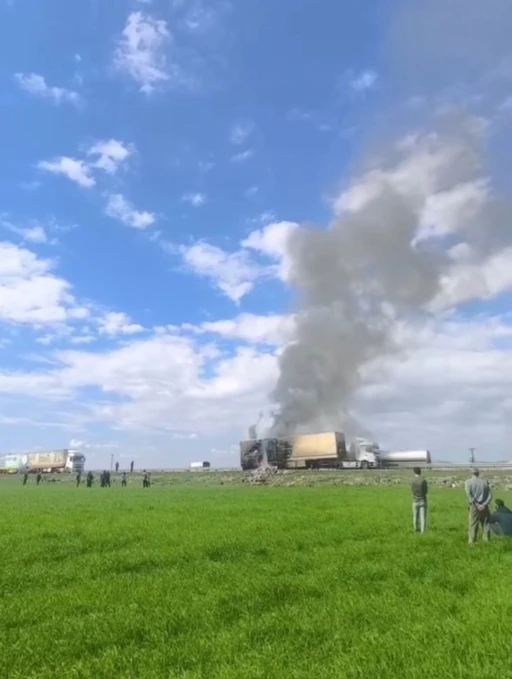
[465,480,474,504]
[479,483,492,507]
[422,479,428,496]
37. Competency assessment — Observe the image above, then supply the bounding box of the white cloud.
[21,225,49,244]
[15,73,81,105]
[230,122,254,145]
[434,247,512,310]
[230,149,254,163]
[179,241,264,302]
[37,157,95,188]
[182,192,206,207]
[113,11,171,93]
[1,219,50,244]
[242,220,299,282]
[105,193,155,229]
[348,69,378,93]
[38,139,134,189]
[354,314,512,456]
[99,312,144,336]
[0,313,512,459]
[0,241,89,325]
[171,221,297,302]
[88,139,133,175]
[189,312,296,346]
[69,439,119,450]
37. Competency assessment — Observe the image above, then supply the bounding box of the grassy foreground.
[0,481,511,679]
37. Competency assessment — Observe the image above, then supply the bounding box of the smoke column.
[267,0,512,437]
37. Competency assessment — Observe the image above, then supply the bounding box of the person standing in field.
[411,467,428,533]
[465,468,492,544]
[36,472,42,486]
[121,472,127,487]
[76,471,81,487]
[22,472,28,485]
[86,471,94,488]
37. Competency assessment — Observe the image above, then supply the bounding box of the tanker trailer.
[379,450,431,467]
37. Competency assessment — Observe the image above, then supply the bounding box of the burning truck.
[240,431,430,470]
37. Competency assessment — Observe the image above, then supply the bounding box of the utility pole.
[469,447,476,465]
[110,453,114,471]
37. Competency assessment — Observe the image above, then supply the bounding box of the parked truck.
[0,449,86,474]
[240,432,380,470]
[189,461,211,470]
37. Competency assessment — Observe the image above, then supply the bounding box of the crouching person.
[490,499,512,537]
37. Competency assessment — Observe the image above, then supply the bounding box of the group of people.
[411,467,512,542]
[22,472,43,486]
[76,470,149,488]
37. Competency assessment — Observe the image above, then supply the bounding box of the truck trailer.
[378,450,431,466]
[240,432,380,470]
[189,461,211,470]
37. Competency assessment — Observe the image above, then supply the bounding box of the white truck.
[0,449,86,474]
[189,461,211,470]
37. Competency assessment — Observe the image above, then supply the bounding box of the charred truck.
[240,431,431,470]
[240,432,381,470]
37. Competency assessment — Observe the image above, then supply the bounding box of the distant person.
[86,471,94,488]
[465,468,492,543]
[115,462,119,473]
[76,472,81,487]
[143,472,150,488]
[36,472,42,486]
[106,470,111,488]
[121,472,127,487]
[489,499,512,537]
[100,471,106,488]
[411,467,428,533]
[130,460,134,473]
[22,472,28,486]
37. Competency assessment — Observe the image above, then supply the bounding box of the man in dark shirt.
[490,499,512,537]
[411,467,428,533]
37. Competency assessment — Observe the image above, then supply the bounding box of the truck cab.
[347,438,381,469]
[65,451,86,473]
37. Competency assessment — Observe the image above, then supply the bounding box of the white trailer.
[190,461,211,470]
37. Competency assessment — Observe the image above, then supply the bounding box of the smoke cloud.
[266,0,512,438]
[268,115,512,437]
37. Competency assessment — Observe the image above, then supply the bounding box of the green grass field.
[1,477,511,679]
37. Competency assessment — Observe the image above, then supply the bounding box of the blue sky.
[1,0,512,467]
